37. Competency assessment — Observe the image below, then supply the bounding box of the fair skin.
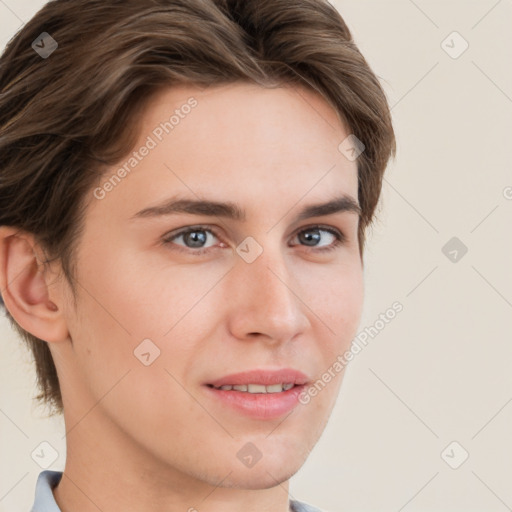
[0,82,364,512]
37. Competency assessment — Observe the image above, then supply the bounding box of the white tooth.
[282,383,294,391]
[266,384,284,393]
[233,384,248,392]
[219,385,233,390]
[247,384,267,393]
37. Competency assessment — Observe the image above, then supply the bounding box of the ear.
[0,226,70,343]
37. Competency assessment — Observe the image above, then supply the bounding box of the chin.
[224,439,312,490]
[219,462,303,490]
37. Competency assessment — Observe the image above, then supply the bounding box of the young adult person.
[0,1,396,510]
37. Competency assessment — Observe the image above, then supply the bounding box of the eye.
[161,224,346,255]
[161,225,222,256]
[290,225,346,252]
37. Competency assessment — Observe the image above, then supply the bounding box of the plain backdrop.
[1,1,511,511]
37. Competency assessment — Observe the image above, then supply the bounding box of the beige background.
[1,1,511,511]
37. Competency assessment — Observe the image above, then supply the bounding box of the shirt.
[30,470,326,512]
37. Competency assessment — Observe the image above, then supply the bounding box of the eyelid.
[297,223,346,240]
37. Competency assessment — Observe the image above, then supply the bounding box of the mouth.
[205,368,309,388]
[202,368,309,419]
[206,382,297,393]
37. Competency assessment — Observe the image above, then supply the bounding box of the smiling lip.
[206,368,309,388]
[203,368,309,420]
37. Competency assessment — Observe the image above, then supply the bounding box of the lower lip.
[203,384,306,420]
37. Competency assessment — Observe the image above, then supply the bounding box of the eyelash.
[161,224,346,256]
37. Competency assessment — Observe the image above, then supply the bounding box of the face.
[51,82,364,489]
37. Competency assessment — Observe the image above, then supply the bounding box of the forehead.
[142,81,348,149]
[89,81,359,222]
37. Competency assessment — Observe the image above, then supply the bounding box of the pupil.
[185,230,206,248]
[300,229,320,246]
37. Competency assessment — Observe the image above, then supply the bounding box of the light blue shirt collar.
[30,470,62,512]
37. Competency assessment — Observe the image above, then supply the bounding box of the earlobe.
[0,226,69,343]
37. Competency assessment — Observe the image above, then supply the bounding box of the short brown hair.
[0,0,396,416]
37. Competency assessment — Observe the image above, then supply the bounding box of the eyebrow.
[130,194,361,222]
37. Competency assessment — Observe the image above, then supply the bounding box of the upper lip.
[207,368,309,388]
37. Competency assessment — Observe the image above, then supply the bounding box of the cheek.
[67,250,216,402]
[303,258,364,347]
[93,243,226,339]
[299,264,363,414]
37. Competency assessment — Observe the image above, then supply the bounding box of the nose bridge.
[227,239,309,341]
[253,255,294,313]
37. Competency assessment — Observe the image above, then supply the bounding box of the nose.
[226,245,310,345]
